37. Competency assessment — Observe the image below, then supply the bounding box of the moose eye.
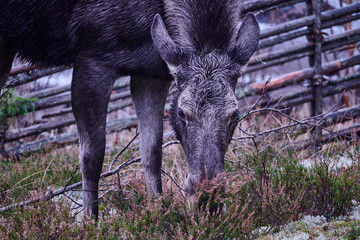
[177,108,186,121]
[230,109,241,123]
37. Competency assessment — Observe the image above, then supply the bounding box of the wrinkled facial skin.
[170,53,242,193]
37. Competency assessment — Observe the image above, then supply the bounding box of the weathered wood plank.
[7,67,70,87]
[248,28,360,71]
[241,0,304,13]
[259,12,360,49]
[6,115,75,142]
[260,73,360,108]
[6,115,138,155]
[290,124,360,151]
[240,55,360,98]
[259,3,360,39]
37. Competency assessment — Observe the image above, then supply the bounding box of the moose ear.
[233,13,260,65]
[151,14,182,68]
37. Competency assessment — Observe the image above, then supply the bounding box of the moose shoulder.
[0,0,260,219]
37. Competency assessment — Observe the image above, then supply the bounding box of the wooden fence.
[1,0,359,156]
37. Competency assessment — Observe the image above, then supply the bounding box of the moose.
[0,0,260,219]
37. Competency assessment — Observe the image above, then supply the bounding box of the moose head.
[151,10,260,193]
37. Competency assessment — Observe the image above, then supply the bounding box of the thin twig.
[109,133,139,171]
[162,139,180,148]
[235,102,351,142]
[63,166,79,190]
[224,158,255,173]
[63,193,82,207]
[239,77,272,123]
[0,87,13,99]
[0,136,182,212]
[161,168,186,196]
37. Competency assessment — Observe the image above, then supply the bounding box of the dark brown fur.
[0,0,260,219]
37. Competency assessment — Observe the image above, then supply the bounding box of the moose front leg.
[71,58,115,219]
[130,76,170,195]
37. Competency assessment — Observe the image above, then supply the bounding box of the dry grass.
[0,119,359,239]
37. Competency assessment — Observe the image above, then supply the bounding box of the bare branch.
[239,77,272,123]
[225,158,255,173]
[108,132,139,171]
[63,193,82,207]
[0,133,184,212]
[161,168,186,197]
[234,89,357,145]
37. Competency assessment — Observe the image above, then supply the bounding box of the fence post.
[0,124,7,157]
[307,0,323,151]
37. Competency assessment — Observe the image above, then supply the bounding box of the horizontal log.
[107,98,133,113]
[259,3,360,39]
[28,84,70,99]
[9,65,37,75]
[259,12,360,49]
[322,123,360,142]
[290,123,360,151]
[249,28,360,70]
[110,90,131,102]
[41,107,76,119]
[41,85,179,119]
[7,67,70,88]
[325,72,360,86]
[41,92,132,119]
[5,115,138,156]
[323,30,360,53]
[270,77,360,108]
[248,38,360,73]
[7,98,134,141]
[26,76,130,99]
[105,115,138,134]
[292,104,360,135]
[26,78,130,112]
[241,0,304,13]
[247,50,313,73]
[255,28,360,64]
[6,115,75,142]
[246,104,360,139]
[264,73,360,106]
[320,105,360,128]
[33,93,70,111]
[259,29,310,50]
[6,131,80,156]
[240,54,360,98]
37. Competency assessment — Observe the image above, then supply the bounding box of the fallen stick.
[0,138,181,212]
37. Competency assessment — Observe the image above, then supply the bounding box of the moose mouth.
[185,170,228,214]
[185,169,226,192]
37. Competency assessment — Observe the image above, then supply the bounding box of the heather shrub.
[303,160,357,218]
[236,147,306,231]
[1,142,359,239]
[235,145,359,232]
[346,222,360,240]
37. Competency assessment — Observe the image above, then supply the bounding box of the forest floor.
[259,207,360,239]
[1,133,359,239]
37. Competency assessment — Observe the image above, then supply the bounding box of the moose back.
[0,0,260,219]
